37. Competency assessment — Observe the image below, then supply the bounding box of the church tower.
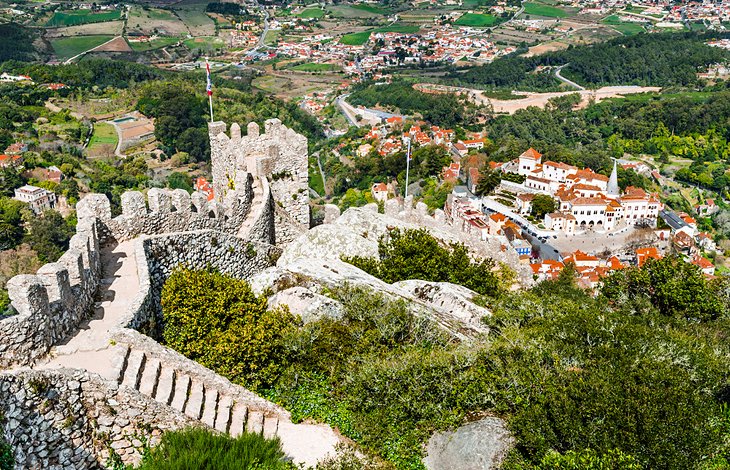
[607,158,620,197]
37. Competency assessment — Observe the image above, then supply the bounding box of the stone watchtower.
[208,118,310,244]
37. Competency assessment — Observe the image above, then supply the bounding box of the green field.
[173,1,215,36]
[523,2,569,18]
[351,4,391,14]
[50,35,114,59]
[297,8,324,18]
[184,36,224,50]
[129,37,181,51]
[602,15,645,35]
[340,24,420,45]
[46,9,121,27]
[88,122,118,150]
[455,12,497,26]
[623,5,646,13]
[290,62,340,72]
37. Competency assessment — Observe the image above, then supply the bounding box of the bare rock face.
[268,287,344,323]
[252,258,489,340]
[393,280,490,332]
[423,417,514,470]
[276,224,378,267]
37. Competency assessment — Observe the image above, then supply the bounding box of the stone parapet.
[0,223,101,369]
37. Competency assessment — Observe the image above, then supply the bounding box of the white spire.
[607,158,620,196]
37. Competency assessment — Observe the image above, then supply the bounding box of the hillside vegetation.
[454,32,730,89]
[160,230,730,469]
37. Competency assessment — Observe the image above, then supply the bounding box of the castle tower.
[208,119,310,244]
[607,158,620,197]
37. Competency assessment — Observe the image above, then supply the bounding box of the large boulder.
[423,417,514,470]
[268,286,344,323]
[277,223,378,267]
[393,280,490,332]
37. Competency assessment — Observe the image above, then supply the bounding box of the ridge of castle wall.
[0,220,101,368]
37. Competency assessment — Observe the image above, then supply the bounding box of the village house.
[14,184,57,215]
[371,182,388,202]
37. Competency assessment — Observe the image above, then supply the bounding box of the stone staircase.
[237,176,265,239]
[113,345,280,438]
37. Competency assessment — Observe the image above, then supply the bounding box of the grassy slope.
[50,35,114,59]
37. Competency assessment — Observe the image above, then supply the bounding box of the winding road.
[554,64,585,91]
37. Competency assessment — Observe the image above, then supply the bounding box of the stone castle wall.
[0,215,101,369]
[77,182,256,245]
[0,368,196,469]
[0,120,320,468]
[208,118,310,244]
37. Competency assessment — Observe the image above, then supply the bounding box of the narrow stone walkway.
[37,240,139,380]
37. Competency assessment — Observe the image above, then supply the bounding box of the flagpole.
[405,137,411,198]
[206,57,214,123]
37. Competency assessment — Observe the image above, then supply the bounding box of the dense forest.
[348,81,487,128]
[0,24,50,63]
[160,234,730,469]
[454,32,730,89]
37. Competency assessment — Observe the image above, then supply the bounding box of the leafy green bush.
[161,267,298,389]
[344,228,502,297]
[0,436,12,470]
[600,255,728,321]
[139,428,291,470]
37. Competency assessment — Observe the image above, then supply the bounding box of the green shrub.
[0,437,12,470]
[344,228,503,297]
[139,428,291,470]
[161,267,298,389]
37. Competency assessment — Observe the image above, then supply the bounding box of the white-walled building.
[14,185,57,214]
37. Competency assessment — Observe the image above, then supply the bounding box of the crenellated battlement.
[208,118,310,244]
[0,221,101,368]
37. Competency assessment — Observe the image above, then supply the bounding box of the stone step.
[170,374,191,412]
[120,350,146,390]
[184,380,205,420]
[110,345,130,384]
[262,416,279,439]
[245,410,264,435]
[155,367,175,405]
[228,403,248,438]
[138,358,161,397]
[201,388,219,428]
[214,395,233,433]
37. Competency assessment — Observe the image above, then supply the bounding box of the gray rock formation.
[423,417,514,470]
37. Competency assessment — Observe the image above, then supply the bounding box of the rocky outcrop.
[252,258,489,340]
[393,280,490,332]
[300,205,532,285]
[423,417,514,470]
[268,287,344,324]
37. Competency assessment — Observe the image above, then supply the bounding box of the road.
[335,94,362,127]
[554,64,585,91]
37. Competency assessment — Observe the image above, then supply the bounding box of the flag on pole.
[205,61,213,96]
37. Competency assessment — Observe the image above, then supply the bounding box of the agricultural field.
[43,21,125,38]
[289,62,340,72]
[172,0,215,36]
[128,36,181,52]
[127,6,188,36]
[602,15,646,35]
[46,9,121,27]
[87,122,118,157]
[50,35,114,60]
[339,24,420,45]
[328,4,383,18]
[523,2,570,18]
[455,13,498,27]
[296,8,324,19]
[183,36,224,50]
[350,4,393,15]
